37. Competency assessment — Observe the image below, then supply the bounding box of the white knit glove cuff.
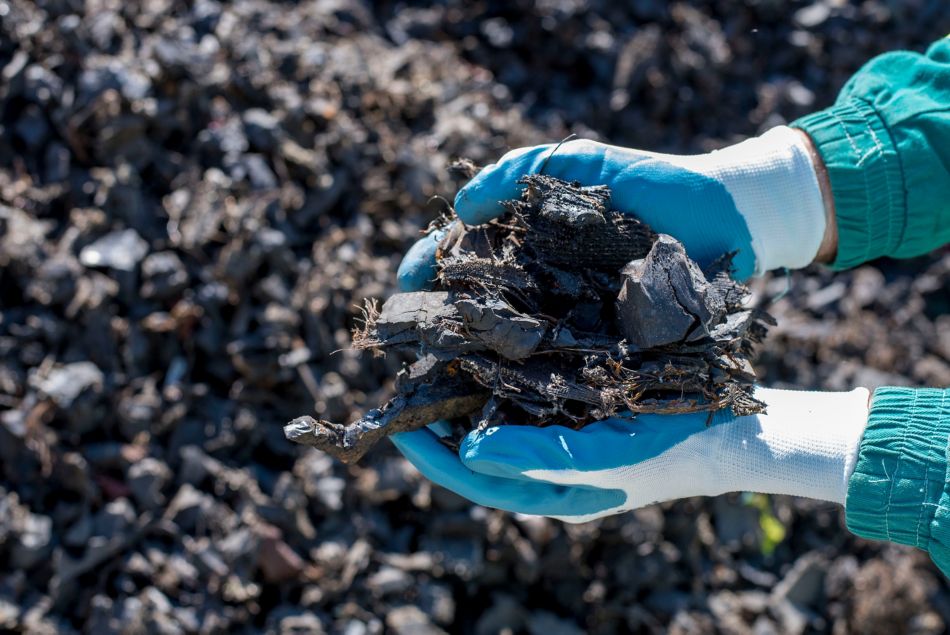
[714,387,870,504]
[664,126,827,274]
[527,388,871,524]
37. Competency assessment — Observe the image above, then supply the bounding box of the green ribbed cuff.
[846,388,950,575]
[792,100,905,270]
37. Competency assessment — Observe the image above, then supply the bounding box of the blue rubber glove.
[394,388,869,523]
[397,126,828,290]
[392,128,844,521]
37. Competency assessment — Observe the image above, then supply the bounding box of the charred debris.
[287,175,774,463]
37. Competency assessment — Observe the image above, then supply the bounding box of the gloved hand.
[391,126,845,521]
[393,388,869,523]
[398,125,828,288]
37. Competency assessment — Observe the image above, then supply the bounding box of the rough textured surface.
[1,1,949,633]
[617,235,724,348]
[520,178,657,270]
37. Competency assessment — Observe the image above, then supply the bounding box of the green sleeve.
[792,38,950,269]
[846,388,950,576]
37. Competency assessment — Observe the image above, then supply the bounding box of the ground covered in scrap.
[1,1,949,634]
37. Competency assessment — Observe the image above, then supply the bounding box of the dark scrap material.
[288,175,774,462]
[3,1,948,631]
[286,357,489,463]
[617,235,726,348]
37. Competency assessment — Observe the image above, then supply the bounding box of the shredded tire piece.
[287,174,774,462]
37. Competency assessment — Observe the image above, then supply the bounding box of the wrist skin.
[795,129,839,264]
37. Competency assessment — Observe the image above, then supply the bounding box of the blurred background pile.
[1,1,949,633]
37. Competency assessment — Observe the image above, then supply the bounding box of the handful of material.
[286,175,774,463]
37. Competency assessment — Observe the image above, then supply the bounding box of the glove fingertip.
[731,249,757,282]
[460,427,519,476]
[454,145,552,225]
[459,444,523,479]
[461,425,576,475]
[396,230,444,292]
[453,172,507,225]
[389,427,438,455]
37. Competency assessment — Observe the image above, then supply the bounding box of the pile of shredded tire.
[287,174,772,463]
[2,1,950,634]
